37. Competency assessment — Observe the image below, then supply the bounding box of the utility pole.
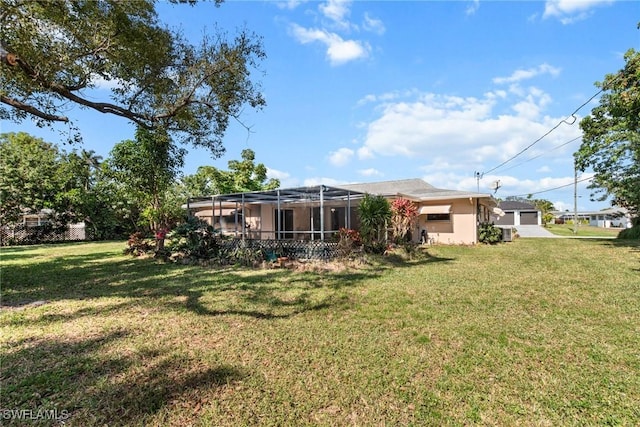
[573,164,578,235]
[474,171,483,192]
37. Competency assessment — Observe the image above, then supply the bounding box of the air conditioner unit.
[501,227,512,242]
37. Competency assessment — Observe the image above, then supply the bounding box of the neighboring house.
[553,207,632,228]
[185,178,497,245]
[493,201,541,226]
[0,209,86,246]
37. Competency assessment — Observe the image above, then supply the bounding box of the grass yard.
[545,223,622,238]
[1,238,639,426]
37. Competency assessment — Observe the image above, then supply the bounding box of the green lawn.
[545,223,622,237]
[1,239,639,426]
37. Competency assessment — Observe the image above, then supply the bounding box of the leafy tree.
[358,193,391,246]
[183,149,279,196]
[105,127,185,232]
[0,132,64,224]
[390,198,418,243]
[1,0,265,157]
[575,48,640,216]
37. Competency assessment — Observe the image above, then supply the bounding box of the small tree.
[528,197,555,226]
[390,198,418,243]
[105,126,185,235]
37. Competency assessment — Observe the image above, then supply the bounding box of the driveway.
[515,225,559,238]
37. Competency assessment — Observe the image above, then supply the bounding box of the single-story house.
[492,201,541,226]
[1,209,86,245]
[185,178,498,245]
[553,207,632,228]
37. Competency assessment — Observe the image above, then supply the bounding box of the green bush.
[166,216,220,259]
[478,222,503,244]
[124,232,154,256]
[618,225,640,239]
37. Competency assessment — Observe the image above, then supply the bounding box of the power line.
[482,88,607,176]
[497,136,582,174]
[504,175,592,198]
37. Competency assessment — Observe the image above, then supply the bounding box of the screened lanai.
[185,185,366,241]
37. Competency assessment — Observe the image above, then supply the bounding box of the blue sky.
[2,0,639,211]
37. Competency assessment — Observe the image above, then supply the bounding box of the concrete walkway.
[515,225,560,238]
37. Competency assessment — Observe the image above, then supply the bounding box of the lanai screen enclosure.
[186,185,366,241]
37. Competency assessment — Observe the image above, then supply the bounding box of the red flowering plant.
[155,228,167,240]
[336,227,362,258]
[337,227,361,246]
[390,198,418,243]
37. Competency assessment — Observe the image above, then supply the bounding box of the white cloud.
[542,0,614,24]
[417,172,586,201]
[267,168,299,188]
[303,177,346,186]
[276,0,306,10]
[358,168,383,177]
[328,147,355,166]
[267,168,290,181]
[493,63,561,85]
[466,0,480,16]
[319,0,352,30]
[289,23,370,65]
[537,165,552,173]
[356,81,582,176]
[553,200,572,211]
[91,74,124,91]
[363,13,385,34]
[357,146,374,159]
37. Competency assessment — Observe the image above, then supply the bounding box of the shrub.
[390,198,418,243]
[478,222,502,244]
[336,228,362,258]
[124,232,154,256]
[166,216,220,259]
[618,225,640,239]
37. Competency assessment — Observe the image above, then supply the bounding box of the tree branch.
[0,95,69,122]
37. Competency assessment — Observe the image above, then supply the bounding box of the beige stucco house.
[185,178,498,245]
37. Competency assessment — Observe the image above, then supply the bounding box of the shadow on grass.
[1,242,456,321]
[587,238,640,272]
[1,329,245,426]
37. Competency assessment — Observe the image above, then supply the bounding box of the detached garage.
[493,201,540,226]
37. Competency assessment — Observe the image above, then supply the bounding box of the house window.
[426,213,451,222]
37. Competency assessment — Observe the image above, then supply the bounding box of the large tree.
[1,0,265,157]
[0,132,64,225]
[575,48,640,216]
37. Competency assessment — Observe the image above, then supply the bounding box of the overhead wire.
[482,83,614,176]
[497,135,582,174]
[504,175,593,199]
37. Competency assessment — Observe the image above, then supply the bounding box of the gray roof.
[186,178,495,209]
[338,178,493,201]
[498,201,538,211]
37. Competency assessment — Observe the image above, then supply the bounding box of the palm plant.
[358,193,391,246]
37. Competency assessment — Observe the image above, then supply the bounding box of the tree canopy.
[0,132,61,224]
[576,48,640,215]
[1,0,265,157]
[105,127,185,231]
[183,148,280,196]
